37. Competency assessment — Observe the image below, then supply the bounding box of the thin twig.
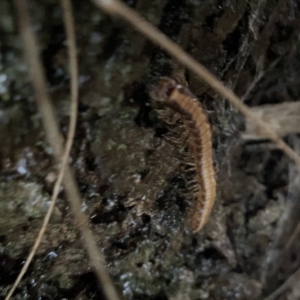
[241,56,265,102]
[285,221,300,250]
[11,1,120,300]
[285,148,300,251]
[263,267,300,300]
[242,101,300,140]
[242,54,284,102]
[92,0,300,169]
[5,0,79,298]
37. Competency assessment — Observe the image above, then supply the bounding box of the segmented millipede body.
[150,76,216,232]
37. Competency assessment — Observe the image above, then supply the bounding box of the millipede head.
[149,77,177,103]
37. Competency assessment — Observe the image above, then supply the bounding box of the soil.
[1,0,300,299]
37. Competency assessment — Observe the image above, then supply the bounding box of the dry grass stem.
[242,101,300,140]
[6,1,80,299]
[10,1,120,300]
[263,267,300,300]
[242,54,285,102]
[285,221,300,250]
[92,0,300,168]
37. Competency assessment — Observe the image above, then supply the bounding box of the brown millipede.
[150,76,216,232]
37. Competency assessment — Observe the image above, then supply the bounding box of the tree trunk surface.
[1,0,300,299]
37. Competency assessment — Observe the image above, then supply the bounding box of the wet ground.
[1,0,300,299]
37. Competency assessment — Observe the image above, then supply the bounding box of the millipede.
[150,76,216,232]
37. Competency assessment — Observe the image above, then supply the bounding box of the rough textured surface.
[1,0,300,299]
